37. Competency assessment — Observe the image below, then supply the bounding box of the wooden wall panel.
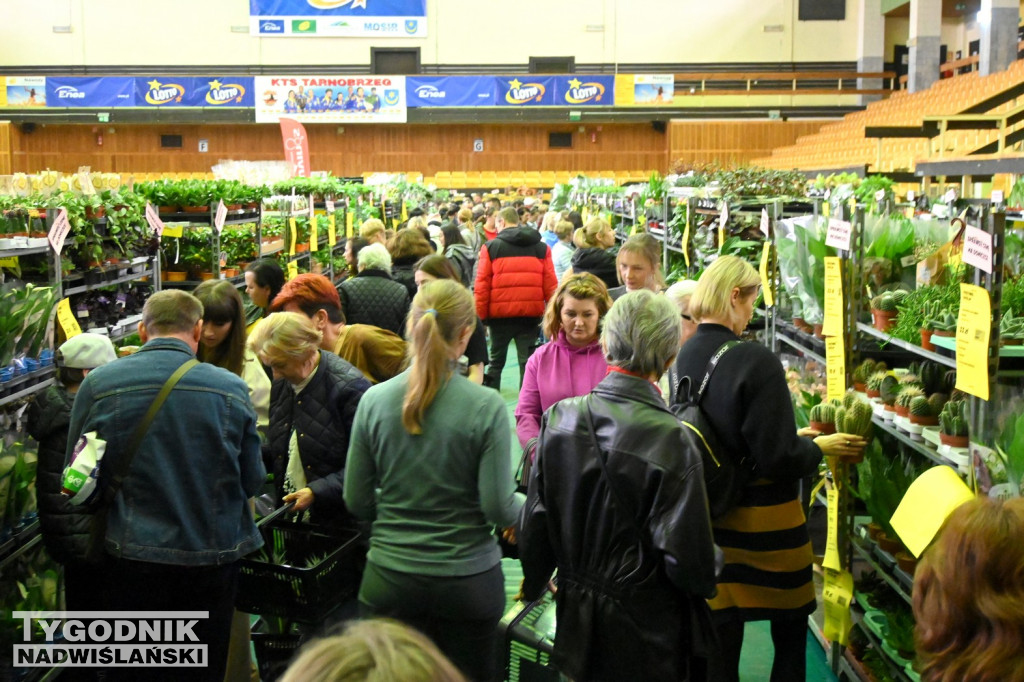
[668,120,828,168]
[0,123,12,175]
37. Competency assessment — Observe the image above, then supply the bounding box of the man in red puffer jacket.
[475,206,557,391]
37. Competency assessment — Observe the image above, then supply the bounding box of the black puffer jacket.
[264,351,371,525]
[390,256,420,299]
[519,372,718,682]
[338,269,411,337]
[570,247,618,290]
[27,384,89,564]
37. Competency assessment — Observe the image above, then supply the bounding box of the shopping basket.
[236,503,364,622]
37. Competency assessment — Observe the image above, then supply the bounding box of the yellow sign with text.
[309,215,319,253]
[162,224,184,239]
[57,297,82,339]
[288,218,297,256]
[891,466,974,558]
[286,260,298,281]
[328,214,336,248]
[346,211,354,239]
[825,335,847,402]
[955,283,991,400]
[0,256,18,268]
[823,568,853,646]
[681,219,691,268]
[821,257,844,337]
[758,242,774,308]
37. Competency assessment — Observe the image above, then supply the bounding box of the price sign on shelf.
[992,189,1004,204]
[758,242,774,308]
[309,215,319,253]
[821,257,844,337]
[145,203,165,238]
[955,283,991,400]
[825,218,852,252]
[961,225,993,273]
[288,218,298,256]
[346,211,354,239]
[825,335,847,402]
[328,214,337,248]
[823,567,853,647]
[309,195,316,221]
[47,208,71,254]
[326,200,335,214]
[214,200,228,234]
[759,207,770,238]
[57,297,82,339]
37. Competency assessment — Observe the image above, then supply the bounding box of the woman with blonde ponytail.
[344,279,523,682]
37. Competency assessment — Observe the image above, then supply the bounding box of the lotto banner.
[2,77,46,108]
[551,75,615,106]
[250,0,427,37]
[46,77,135,107]
[405,76,495,108]
[405,76,615,108]
[496,77,556,107]
[255,76,406,123]
[135,77,254,107]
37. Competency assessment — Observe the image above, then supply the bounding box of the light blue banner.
[250,0,427,37]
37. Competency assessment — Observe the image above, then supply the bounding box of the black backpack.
[671,341,756,519]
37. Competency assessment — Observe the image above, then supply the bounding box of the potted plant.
[833,392,874,463]
[852,443,916,557]
[894,386,924,418]
[879,375,900,415]
[999,310,1024,346]
[808,402,837,434]
[870,292,899,332]
[939,399,969,448]
[866,370,887,399]
[852,359,884,393]
[929,310,958,338]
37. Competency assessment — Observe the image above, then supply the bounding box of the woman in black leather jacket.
[519,290,718,682]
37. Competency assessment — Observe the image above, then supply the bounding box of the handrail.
[925,103,1024,156]
[671,70,898,95]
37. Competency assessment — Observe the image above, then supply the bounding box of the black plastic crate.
[500,592,559,682]
[236,520,363,622]
[251,632,303,682]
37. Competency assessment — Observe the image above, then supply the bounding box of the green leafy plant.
[853,443,918,538]
[994,410,1024,495]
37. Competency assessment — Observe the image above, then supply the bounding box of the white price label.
[214,200,228,234]
[992,190,1004,203]
[875,189,886,202]
[962,225,993,273]
[825,218,853,251]
[47,208,70,255]
[760,207,770,237]
[907,190,916,201]
[944,189,958,203]
[145,202,165,237]
[326,200,335,213]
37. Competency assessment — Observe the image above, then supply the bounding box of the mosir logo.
[564,79,605,104]
[144,80,185,105]
[13,611,209,668]
[205,80,246,105]
[55,86,85,100]
[505,79,546,105]
[364,22,399,32]
[415,85,446,99]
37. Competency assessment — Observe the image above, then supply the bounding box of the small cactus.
[891,289,909,306]
[939,399,969,437]
[928,392,949,416]
[909,395,932,417]
[872,293,897,312]
[834,406,847,433]
[843,391,859,410]
[895,386,925,409]
[810,403,836,424]
[899,372,923,388]
[867,371,888,392]
[879,375,900,405]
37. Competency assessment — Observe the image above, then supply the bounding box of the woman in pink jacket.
[515,273,612,455]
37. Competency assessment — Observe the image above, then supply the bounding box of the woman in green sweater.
[344,278,524,682]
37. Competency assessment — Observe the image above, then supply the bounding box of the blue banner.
[405,77,495,107]
[46,77,135,107]
[495,77,556,107]
[134,78,254,107]
[552,75,615,106]
[250,0,427,37]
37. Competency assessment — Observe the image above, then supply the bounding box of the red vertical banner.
[279,117,310,178]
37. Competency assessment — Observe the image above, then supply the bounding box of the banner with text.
[46,77,135,107]
[614,74,675,106]
[1,77,46,108]
[405,76,495,107]
[255,76,406,122]
[135,78,254,107]
[552,75,615,106]
[249,0,427,37]
[280,118,311,178]
[496,77,556,107]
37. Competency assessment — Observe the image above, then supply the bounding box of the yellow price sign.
[0,256,19,268]
[681,218,690,268]
[955,283,991,400]
[823,568,854,646]
[824,488,842,571]
[286,260,298,281]
[346,211,354,239]
[309,215,319,253]
[288,218,297,256]
[57,297,82,339]
[758,242,774,307]
[401,201,408,222]
[328,214,337,248]
[821,257,844,337]
[825,335,846,402]
[822,200,830,218]
[162,224,184,239]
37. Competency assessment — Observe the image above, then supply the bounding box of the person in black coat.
[28,333,117,610]
[248,312,371,526]
[337,243,411,337]
[565,218,618,290]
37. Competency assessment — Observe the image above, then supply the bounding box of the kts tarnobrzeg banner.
[279,118,311,178]
[249,0,427,37]
[255,76,406,123]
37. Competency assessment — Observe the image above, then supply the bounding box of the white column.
[908,0,942,92]
[979,0,1020,76]
[857,0,886,103]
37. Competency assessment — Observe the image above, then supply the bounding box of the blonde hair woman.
[344,279,523,682]
[672,255,865,682]
[565,217,618,289]
[248,312,371,523]
[609,232,664,300]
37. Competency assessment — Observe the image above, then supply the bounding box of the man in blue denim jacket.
[66,290,265,681]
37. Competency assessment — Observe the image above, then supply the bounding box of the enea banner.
[405,77,495,108]
[46,77,135,107]
[250,0,427,37]
[254,76,406,123]
[1,76,47,108]
[135,78,255,107]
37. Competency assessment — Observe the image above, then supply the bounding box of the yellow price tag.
[825,336,846,402]
[824,488,842,571]
[848,196,857,217]
[758,242,774,307]
[288,218,297,256]
[821,257,844,337]
[346,211,354,239]
[287,260,298,281]
[822,200,830,218]
[681,218,690,268]
[0,256,19,268]
[890,466,974,558]
[309,215,319,253]
[718,225,726,254]
[57,297,82,339]
[955,283,991,400]
[162,224,184,239]
[401,201,408,222]
[581,207,590,224]
[823,568,854,647]
[328,214,336,248]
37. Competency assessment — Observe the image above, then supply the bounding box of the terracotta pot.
[871,308,898,333]
[920,328,935,351]
[1002,337,1024,346]
[163,270,187,282]
[222,267,240,278]
[84,205,105,220]
[933,329,956,338]
[182,205,210,214]
[294,243,309,253]
[866,388,881,399]
[226,204,242,211]
[198,271,216,281]
[895,404,910,418]
[245,202,260,210]
[910,413,939,426]
[158,205,178,214]
[866,522,883,541]
[877,531,903,555]
[853,382,867,392]
[812,323,824,339]
[809,420,836,435]
[939,432,969,448]
[883,403,896,412]
[896,550,918,574]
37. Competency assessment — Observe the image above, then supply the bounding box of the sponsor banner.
[250,0,427,37]
[280,118,311,177]
[614,74,674,106]
[496,77,556,107]
[46,77,135,107]
[135,78,254,107]
[405,76,495,108]
[2,76,46,108]
[255,76,406,123]
[552,75,614,106]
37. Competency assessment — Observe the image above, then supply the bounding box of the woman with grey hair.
[338,243,411,336]
[518,290,718,682]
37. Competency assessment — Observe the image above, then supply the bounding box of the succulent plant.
[810,403,836,424]
[909,395,933,417]
[929,310,957,332]
[879,375,900,405]
[872,293,898,312]
[895,386,925,409]
[890,289,909,306]
[867,371,889,392]
[1000,310,1024,339]
[939,399,969,437]
[853,358,885,384]
[835,396,875,439]
[843,391,860,410]
[928,392,949,416]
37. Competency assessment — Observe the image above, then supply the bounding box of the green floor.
[494,346,837,681]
